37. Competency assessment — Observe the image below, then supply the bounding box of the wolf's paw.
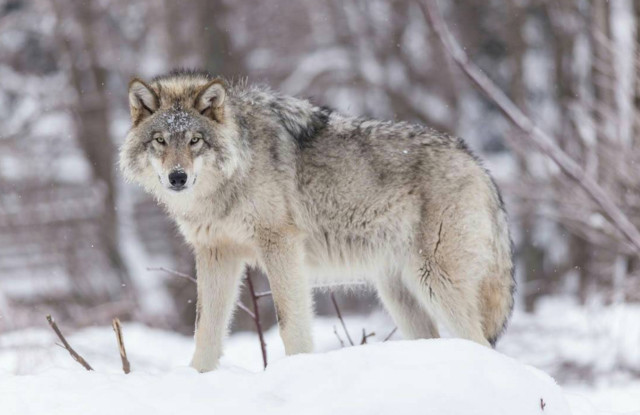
[190,352,218,373]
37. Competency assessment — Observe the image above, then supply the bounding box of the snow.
[499,298,640,376]
[0,331,569,415]
[163,110,197,134]
[2,301,639,414]
[498,298,640,414]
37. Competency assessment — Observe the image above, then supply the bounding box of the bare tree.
[50,0,135,303]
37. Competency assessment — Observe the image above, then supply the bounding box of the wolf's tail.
[480,186,515,347]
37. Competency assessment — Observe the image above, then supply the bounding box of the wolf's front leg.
[190,245,245,372]
[259,230,313,355]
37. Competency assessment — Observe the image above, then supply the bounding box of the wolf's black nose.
[168,170,188,188]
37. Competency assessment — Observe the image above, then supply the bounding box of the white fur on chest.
[177,216,253,248]
[163,192,255,249]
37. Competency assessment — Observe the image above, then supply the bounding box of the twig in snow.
[360,328,376,345]
[246,269,268,369]
[383,327,398,342]
[111,318,131,374]
[330,291,354,346]
[419,0,640,254]
[46,314,93,371]
[333,325,346,347]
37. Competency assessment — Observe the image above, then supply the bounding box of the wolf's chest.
[176,215,254,248]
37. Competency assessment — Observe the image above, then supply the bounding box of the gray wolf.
[120,69,515,372]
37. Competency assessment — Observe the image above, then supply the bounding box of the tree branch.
[236,302,256,320]
[246,270,268,369]
[147,267,197,283]
[46,315,93,371]
[383,327,398,342]
[254,290,273,299]
[360,328,375,345]
[420,0,640,254]
[333,325,346,347]
[330,291,354,346]
[111,318,130,374]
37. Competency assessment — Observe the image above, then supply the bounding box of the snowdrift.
[1,338,569,415]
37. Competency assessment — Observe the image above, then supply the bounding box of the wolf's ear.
[195,79,226,121]
[128,79,158,124]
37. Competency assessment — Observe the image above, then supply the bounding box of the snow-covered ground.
[1,298,639,414]
[499,298,640,414]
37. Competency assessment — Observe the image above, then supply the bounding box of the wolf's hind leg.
[376,271,440,340]
[406,257,490,347]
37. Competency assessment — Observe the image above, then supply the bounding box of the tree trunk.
[52,0,135,306]
[506,0,545,311]
[633,0,640,147]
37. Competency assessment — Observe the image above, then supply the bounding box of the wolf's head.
[119,70,243,199]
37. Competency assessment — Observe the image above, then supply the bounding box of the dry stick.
[329,291,354,346]
[254,290,273,299]
[45,315,93,371]
[111,318,131,374]
[383,327,398,342]
[333,325,346,347]
[246,270,268,369]
[237,302,256,319]
[147,267,196,283]
[420,0,640,254]
[360,328,376,345]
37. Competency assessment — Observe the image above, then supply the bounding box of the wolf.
[120,69,515,372]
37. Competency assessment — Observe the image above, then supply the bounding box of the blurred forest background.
[1,0,640,373]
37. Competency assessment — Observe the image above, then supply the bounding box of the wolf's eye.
[155,135,165,144]
[190,135,201,145]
